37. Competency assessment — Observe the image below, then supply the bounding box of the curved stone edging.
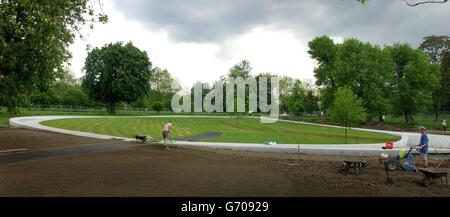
[9,116,450,156]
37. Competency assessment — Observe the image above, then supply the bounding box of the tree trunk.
[435,109,439,122]
[108,102,116,115]
[404,111,413,124]
[378,115,384,124]
[433,92,440,121]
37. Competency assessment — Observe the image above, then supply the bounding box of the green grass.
[42,117,399,144]
[0,108,231,127]
[287,114,449,131]
[384,114,449,130]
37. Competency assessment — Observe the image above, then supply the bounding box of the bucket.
[385,141,394,149]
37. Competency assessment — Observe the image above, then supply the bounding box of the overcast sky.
[69,0,450,87]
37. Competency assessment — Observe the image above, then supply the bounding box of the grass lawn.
[42,117,399,144]
[287,114,450,131]
[0,108,230,127]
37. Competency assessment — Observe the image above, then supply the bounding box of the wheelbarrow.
[418,168,449,187]
[338,160,371,175]
[135,135,161,144]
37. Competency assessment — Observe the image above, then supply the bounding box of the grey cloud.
[112,0,450,46]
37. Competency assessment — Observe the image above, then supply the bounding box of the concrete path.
[9,116,450,157]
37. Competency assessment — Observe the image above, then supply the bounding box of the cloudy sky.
[69,0,450,87]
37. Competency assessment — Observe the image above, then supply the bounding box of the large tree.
[335,39,394,121]
[308,36,338,111]
[82,42,153,114]
[0,0,106,113]
[387,43,440,124]
[419,35,450,119]
[309,36,394,121]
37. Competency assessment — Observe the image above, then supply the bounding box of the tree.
[334,39,394,121]
[145,67,175,110]
[420,36,450,65]
[152,101,164,113]
[0,0,107,114]
[309,36,394,120]
[82,42,153,115]
[329,87,367,144]
[149,67,174,97]
[387,44,440,124]
[308,36,338,111]
[419,35,450,120]
[279,76,296,113]
[304,89,319,114]
[256,73,276,113]
[221,60,254,113]
[442,52,450,112]
[228,60,252,79]
[287,80,306,115]
[62,88,89,108]
[29,90,61,109]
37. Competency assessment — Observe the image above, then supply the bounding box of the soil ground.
[0,128,449,197]
[0,128,118,150]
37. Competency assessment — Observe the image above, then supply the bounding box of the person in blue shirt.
[417,126,429,168]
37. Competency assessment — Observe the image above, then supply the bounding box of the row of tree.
[0,0,107,114]
[20,42,174,113]
[182,60,319,115]
[308,35,449,124]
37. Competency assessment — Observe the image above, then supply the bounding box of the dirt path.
[0,128,449,197]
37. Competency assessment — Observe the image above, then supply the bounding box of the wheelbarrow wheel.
[384,160,400,171]
[339,163,350,175]
[419,178,432,187]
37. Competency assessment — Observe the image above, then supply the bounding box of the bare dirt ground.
[0,128,449,197]
[0,128,118,150]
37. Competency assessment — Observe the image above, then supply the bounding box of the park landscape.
[1,0,450,197]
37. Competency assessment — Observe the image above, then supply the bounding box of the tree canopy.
[419,35,450,118]
[228,60,252,79]
[388,43,440,123]
[309,36,441,124]
[330,87,367,143]
[287,80,306,115]
[309,36,394,121]
[82,42,153,114]
[0,0,106,114]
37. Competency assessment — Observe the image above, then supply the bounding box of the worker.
[443,120,447,132]
[162,122,173,150]
[417,126,429,168]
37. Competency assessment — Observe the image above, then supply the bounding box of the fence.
[28,104,164,113]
